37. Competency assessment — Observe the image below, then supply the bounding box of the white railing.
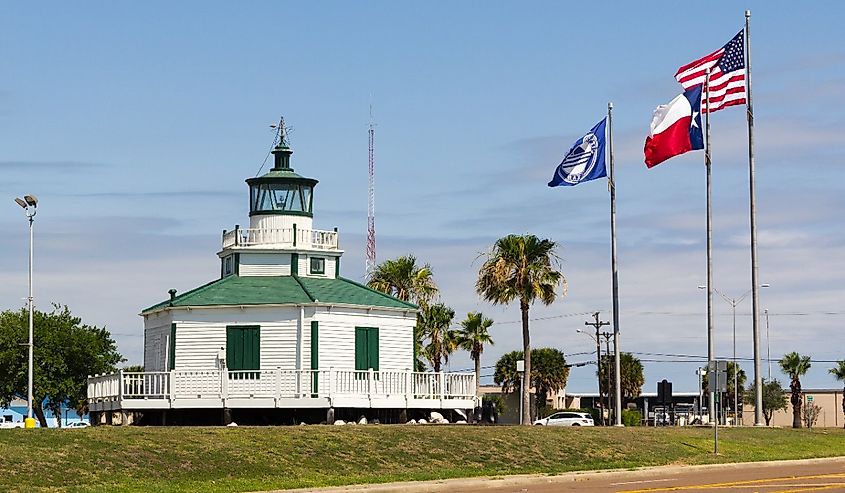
[88,369,475,405]
[88,373,120,402]
[122,372,170,399]
[222,227,338,250]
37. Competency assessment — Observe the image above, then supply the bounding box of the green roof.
[143,275,417,313]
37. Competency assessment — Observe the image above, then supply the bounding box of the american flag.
[675,30,746,113]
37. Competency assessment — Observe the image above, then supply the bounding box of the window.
[355,327,379,373]
[226,325,260,379]
[223,256,234,276]
[310,257,325,275]
[250,183,313,214]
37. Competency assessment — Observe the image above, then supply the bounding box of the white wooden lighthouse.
[87,125,475,425]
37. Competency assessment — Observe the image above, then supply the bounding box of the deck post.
[328,367,334,403]
[221,368,228,405]
[117,370,124,401]
[275,367,282,405]
[405,369,412,407]
[368,369,374,400]
[439,372,445,403]
[169,370,175,405]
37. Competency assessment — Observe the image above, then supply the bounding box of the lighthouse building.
[87,131,476,425]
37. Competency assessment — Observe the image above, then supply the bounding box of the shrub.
[621,409,642,427]
[482,395,505,415]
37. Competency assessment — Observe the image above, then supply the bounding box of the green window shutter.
[310,321,319,370]
[310,321,319,395]
[169,323,176,370]
[367,328,379,371]
[355,327,379,371]
[227,325,260,371]
[355,327,367,371]
[291,253,299,276]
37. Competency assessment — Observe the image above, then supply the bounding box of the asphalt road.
[289,457,845,493]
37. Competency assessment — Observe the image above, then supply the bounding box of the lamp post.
[14,195,37,427]
[698,283,769,426]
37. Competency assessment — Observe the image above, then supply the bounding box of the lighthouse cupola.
[245,121,319,232]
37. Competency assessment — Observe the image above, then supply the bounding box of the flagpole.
[704,68,716,426]
[608,102,623,426]
[745,10,763,427]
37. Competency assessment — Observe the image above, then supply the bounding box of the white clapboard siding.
[144,325,170,371]
[259,321,299,369]
[239,253,292,276]
[173,322,227,369]
[314,309,414,371]
[300,253,338,279]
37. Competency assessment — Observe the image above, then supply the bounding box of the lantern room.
[245,133,319,231]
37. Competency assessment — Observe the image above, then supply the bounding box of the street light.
[698,283,769,425]
[15,194,37,428]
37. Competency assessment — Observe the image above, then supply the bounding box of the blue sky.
[2,2,844,393]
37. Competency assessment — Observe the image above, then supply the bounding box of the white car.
[533,412,594,427]
[66,421,91,428]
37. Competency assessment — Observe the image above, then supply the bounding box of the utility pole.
[585,312,609,425]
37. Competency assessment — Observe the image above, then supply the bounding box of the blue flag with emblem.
[548,117,608,187]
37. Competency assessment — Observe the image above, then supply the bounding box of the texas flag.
[644,85,704,168]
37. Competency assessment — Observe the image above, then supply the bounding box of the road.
[289,457,845,493]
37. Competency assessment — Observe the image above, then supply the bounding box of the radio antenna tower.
[366,102,377,278]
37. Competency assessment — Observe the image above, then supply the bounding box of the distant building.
[743,388,844,428]
[1,398,88,427]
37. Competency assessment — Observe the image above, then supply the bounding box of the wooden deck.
[87,369,477,412]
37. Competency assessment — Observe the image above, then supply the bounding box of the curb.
[267,456,845,493]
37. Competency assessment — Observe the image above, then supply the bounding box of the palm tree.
[477,234,565,425]
[367,255,438,306]
[455,312,495,397]
[598,352,645,404]
[530,347,570,412]
[419,303,455,373]
[493,348,569,414]
[829,360,845,428]
[368,255,439,371]
[779,351,812,428]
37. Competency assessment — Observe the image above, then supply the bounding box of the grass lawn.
[3,425,844,493]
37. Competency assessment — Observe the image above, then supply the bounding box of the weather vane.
[269,116,292,147]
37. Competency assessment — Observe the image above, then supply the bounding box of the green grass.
[2,426,844,492]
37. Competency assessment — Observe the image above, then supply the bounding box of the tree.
[0,305,123,427]
[367,255,438,306]
[744,378,787,426]
[724,362,747,419]
[598,352,644,404]
[829,360,845,428]
[455,312,494,397]
[477,234,565,425]
[494,348,570,418]
[368,255,439,372]
[779,351,812,428]
[418,303,455,373]
[530,348,570,412]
